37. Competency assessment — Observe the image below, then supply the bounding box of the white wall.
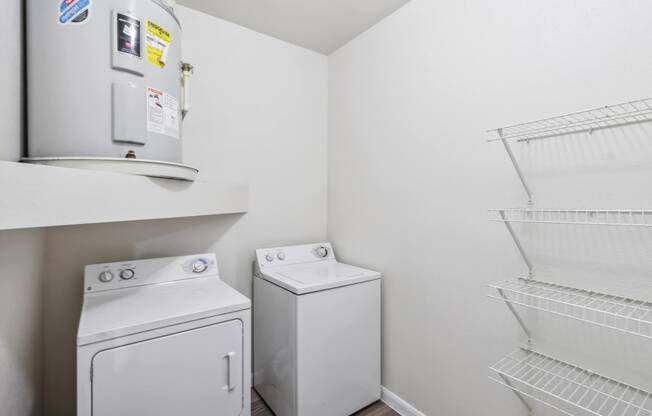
[42,6,328,416]
[328,0,652,415]
[0,2,46,416]
[0,230,45,416]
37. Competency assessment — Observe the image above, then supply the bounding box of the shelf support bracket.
[499,374,533,414]
[499,210,533,278]
[497,128,533,205]
[497,288,531,342]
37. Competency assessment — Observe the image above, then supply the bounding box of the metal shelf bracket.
[498,210,533,278]
[497,288,532,342]
[497,128,533,205]
[496,209,534,344]
[498,373,533,415]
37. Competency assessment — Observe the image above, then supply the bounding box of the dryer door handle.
[225,352,236,392]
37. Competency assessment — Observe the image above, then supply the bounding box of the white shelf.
[487,97,652,203]
[489,209,652,227]
[488,98,652,143]
[0,161,248,231]
[490,348,652,416]
[489,278,652,340]
[487,98,652,416]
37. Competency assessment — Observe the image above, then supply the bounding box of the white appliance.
[25,0,197,180]
[77,254,251,416]
[253,243,381,416]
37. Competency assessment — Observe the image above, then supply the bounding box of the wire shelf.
[490,348,652,416]
[489,209,652,227]
[488,98,652,143]
[489,278,652,340]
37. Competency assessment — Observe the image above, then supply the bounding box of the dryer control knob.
[265,254,274,262]
[98,271,114,283]
[316,246,329,258]
[192,259,209,273]
[277,252,286,261]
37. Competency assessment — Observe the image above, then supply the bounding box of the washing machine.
[253,243,381,416]
[77,254,251,416]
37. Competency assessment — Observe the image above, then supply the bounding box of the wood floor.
[252,390,400,416]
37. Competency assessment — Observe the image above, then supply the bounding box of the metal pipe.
[181,62,194,118]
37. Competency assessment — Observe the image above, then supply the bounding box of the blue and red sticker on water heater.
[59,0,92,25]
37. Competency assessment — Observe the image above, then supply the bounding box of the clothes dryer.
[77,254,251,416]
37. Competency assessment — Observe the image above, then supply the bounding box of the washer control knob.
[98,271,114,283]
[265,254,274,262]
[120,269,135,280]
[316,246,329,258]
[277,252,286,261]
[191,259,209,273]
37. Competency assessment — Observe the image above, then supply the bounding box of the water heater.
[24,0,197,181]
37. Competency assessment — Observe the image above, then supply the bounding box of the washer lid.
[77,276,250,346]
[261,261,380,295]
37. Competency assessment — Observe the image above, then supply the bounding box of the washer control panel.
[256,243,335,268]
[84,254,218,293]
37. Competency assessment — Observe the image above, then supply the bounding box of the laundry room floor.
[252,390,400,416]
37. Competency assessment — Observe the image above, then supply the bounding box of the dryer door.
[92,319,243,416]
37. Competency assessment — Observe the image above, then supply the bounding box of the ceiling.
[176,0,411,55]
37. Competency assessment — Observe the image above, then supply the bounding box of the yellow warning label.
[146,21,171,42]
[146,20,171,68]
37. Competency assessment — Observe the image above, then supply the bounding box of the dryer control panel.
[256,243,335,269]
[84,254,218,293]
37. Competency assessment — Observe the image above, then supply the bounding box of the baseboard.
[381,386,427,416]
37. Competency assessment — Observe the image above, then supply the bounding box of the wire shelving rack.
[490,348,652,416]
[489,209,652,228]
[489,278,652,340]
[487,98,652,204]
[487,98,652,415]
[488,98,652,143]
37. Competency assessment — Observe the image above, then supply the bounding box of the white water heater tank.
[25,0,197,180]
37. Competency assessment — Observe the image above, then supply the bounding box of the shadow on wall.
[42,213,244,416]
[512,121,652,296]
[518,122,652,177]
[0,229,45,416]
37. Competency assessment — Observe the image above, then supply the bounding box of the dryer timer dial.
[191,259,209,273]
[316,246,329,258]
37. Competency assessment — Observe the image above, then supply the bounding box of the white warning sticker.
[146,87,180,139]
